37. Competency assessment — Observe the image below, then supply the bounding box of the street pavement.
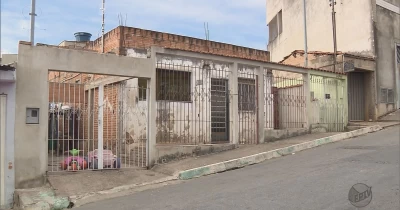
[76,126,400,210]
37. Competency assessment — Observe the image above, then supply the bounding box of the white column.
[229,63,239,145]
[303,73,312,131]
[257,67,265,143]
[98,85,104,169]
[147,50,157,167]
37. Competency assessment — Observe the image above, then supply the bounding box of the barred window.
[380,88,388,103]
[138,78,147,101]
[238,78,256,111]
[397,45,400,64]
[388,89,394,104]
[156,69,191,102]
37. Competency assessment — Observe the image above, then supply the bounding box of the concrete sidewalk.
[16,123,398,209]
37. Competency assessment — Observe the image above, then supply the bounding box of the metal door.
[211,79,229,143]
[348,72,365,121]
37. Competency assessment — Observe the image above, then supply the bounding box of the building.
[11,29,346,196]
[266,0,400,120]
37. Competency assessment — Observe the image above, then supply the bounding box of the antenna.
[101,0,105,53]
[204,22,210,40]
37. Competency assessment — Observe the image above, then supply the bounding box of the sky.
[1,0,269,54]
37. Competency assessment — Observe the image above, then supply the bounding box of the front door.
[348,72,365,121]
[211,79,229,143]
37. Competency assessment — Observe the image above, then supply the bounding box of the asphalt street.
[76,126,400,210]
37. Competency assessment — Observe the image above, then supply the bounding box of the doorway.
[211,79,230,143]
[348,72,365,121]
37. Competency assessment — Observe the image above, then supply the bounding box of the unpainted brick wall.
[85,26,270,61]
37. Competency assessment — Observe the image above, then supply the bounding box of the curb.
[178,125,383,180]
[70,176,178,207]
[15,189,71,210]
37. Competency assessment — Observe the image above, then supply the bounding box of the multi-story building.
[267,0,400,121]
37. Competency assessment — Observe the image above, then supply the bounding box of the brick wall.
[85,26,270,61]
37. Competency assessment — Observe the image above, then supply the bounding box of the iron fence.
[155,62,231,145]
[47,72,148,173]
[238,68,258,144]
[309,75,345,132]
[264,72,307,130]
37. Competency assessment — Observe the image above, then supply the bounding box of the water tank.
[74,32,92,42]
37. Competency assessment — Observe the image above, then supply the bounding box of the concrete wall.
[15,43,154,188]
[0,82,16,209]
[267,0,374,62]
[1,54,18,65]
[373,0,400,116]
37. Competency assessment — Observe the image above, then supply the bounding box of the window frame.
[238,78,256,112]
[156,68,192,102]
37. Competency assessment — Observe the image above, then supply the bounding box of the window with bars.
[238,78,256,111]
[397,45,400,64]
[138,78,147,101]
[380,88,388,103]
[156,69,191,102]
[388,89,394,104]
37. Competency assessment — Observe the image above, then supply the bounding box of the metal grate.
[380,88,388,103]
[155,62,231,145]
[309,75,345,132]
[387,89,394,103]
[238,68,258,144]
[397,45,400,64]
[264,71,306,130]
[47,72,148,173]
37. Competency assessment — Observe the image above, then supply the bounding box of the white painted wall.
[267,0,374,62]
[0,82,16,209]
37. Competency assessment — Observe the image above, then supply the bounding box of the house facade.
[267,0,400,120]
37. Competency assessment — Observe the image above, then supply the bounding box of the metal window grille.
[156,68,191,102]
[380,88,388,103]
[238,78,256,111]
[387,89,394,103]
[397,45,400,64]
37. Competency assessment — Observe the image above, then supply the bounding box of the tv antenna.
[204,22,210,40]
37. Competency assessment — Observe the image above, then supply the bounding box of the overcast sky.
[1,0,269,54]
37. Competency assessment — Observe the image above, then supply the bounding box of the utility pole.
[303,0,308,67]
[101,0,105,53]
[0,0,2,58]
[329,0,338,72]
[29,0,37,46]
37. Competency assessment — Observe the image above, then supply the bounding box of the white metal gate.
[47,72,148,172]
[0,95,6,206]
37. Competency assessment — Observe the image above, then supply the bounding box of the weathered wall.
[267,0,374,62]
[86,26,270,62]
[15,43,154,188]
[374,0,400,116]
[0,82,16,209]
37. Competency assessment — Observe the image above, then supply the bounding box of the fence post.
[229,63,239,145]
[303,73,312,132]
[257,67,265,143]
[147,48,157,168]
[98,85,104,169]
